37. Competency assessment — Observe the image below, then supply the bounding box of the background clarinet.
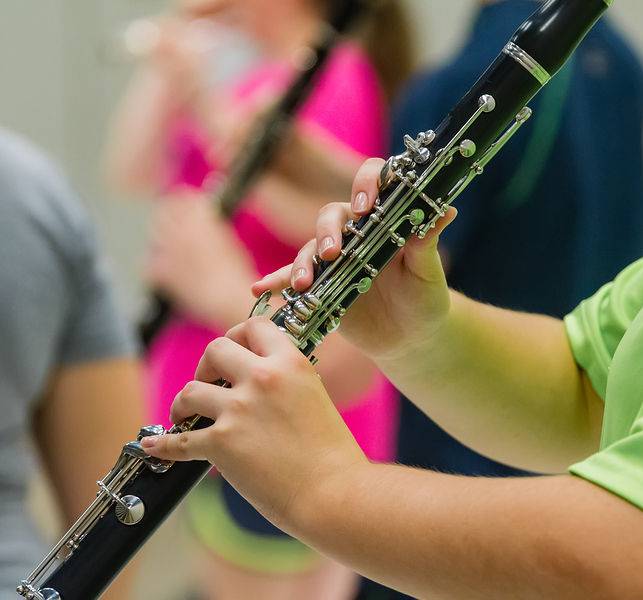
[139,0,371,347]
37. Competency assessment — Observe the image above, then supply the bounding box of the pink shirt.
[147,43,397,461]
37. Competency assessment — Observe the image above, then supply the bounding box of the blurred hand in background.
[146,192,257,329]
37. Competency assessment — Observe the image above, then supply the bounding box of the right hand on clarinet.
[252,158,458,362]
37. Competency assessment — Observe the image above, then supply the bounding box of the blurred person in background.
[104,0,414,598]
[0,128,143,599]
[361,2,643,597]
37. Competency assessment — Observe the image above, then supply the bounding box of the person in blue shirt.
[360,0,643,597]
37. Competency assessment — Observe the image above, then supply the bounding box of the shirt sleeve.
[570,422,643,510]
[563,258,643,400]
[565,259,643,509]
[164,116,214,190]
[297,43,387,157]
[57,211,136,366]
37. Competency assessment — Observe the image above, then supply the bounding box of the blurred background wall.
[1,0,641,320]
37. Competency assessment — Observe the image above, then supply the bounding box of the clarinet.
[18,1,611,598]
[139,0,370,347]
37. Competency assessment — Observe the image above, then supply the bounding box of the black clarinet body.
[18,1,611,598]
[41,457,212,599]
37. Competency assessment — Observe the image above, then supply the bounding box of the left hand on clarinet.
[141,316,368,533]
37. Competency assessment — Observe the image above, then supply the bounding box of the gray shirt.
[0,130,134,596]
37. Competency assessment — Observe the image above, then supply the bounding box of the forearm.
[272,123,364,200]
[294,464,641,600]
[378,292,601,472]
[104,67,182,195]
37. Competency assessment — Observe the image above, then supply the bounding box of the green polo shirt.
[565,258,643,509]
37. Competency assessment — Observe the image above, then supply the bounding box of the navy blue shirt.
[391,1,643,477]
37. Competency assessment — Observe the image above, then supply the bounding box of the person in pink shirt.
[105,1,414,597]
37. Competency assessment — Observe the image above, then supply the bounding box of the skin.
[141,158,643,598]
[34,358,144,600]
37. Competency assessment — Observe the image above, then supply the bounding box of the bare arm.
[263,122,366,202]
[104,65,182,195]
[297,464,643,600]
[142,318,642,600]
[253,159,603,473]
[104,14,220,196]
[34,358,145,600]
[377,292,603,473]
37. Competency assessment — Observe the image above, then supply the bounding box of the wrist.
[139,64,187,110]
[369,292,474,397]
[291,457,376,546]
[373,291,455,369]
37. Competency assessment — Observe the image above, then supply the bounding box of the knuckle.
[204,426,220,448]
[318,202,340,219]
[212,419,233,442]
[182,380,199,399]
[228,394,249,414]
[205,337,227,359]
[294,248,309,266]
[364,157,385,169]
[251,362,281,390]
[246,315,264,329]
[176,432,191,455]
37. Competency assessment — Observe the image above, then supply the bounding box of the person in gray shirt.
[0,129,143,599]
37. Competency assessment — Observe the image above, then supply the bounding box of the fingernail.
[321,236,335,253]
[141,436,158,449]
[292,268,307,286]
[353,191,368,212]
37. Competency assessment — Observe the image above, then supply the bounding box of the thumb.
[402,207,457,282]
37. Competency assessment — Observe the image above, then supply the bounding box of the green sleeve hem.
[570,441,643,511]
